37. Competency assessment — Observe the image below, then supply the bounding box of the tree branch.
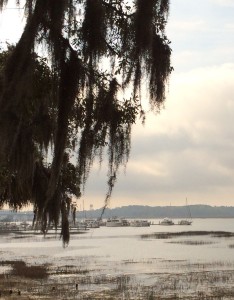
[101,0,134,18]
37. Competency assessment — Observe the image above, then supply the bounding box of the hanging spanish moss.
[134,0,155,52]
[0,0,172,245]
[82,0,107,60]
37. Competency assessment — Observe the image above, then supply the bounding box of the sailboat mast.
[186,198,192,220]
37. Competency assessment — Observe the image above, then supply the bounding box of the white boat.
[159,218,174,225]
[83,219,100,228]
[178,219,192,225]
[97,218,106,226]
[178,198,192,225]
[121,219,130,226]
[130,220,151,227]
[71,221,88,230]
[106,217,130,227]
[106,218,122,227]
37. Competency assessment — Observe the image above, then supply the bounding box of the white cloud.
[225,23,234,31]
[0,5,25,46]
[80,65,234,208]
[168,20,206,33]
[210,0,234,7]
[106,63,234,207]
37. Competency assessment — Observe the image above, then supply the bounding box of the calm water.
[1,218,234,277]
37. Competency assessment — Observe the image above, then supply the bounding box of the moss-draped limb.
[0,0,172,244]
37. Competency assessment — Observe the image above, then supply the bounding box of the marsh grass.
[0,260,48,280]
[1,256,234,299]
[167,240,216,245]
[11,261,48,279]
[184,261,234,269]
[123,258,154,265]
[49,265,89,276]
[141,231,234,240]
[1,264,234,299]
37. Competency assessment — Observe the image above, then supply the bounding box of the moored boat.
[178,198,192,225]
[106,217,130,227]
[130,220,151,227]
[83,219,100,228]
[159,218,174,225]
[178,219,192,225]
[106,218,121,227]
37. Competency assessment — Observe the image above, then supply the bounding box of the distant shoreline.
[1,204,234,221]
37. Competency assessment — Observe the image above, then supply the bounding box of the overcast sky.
[1,1,234,209]
[86,0,234,209]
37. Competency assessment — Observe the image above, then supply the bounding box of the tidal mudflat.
[1,218,234,299]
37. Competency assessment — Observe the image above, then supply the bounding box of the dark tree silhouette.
[0,47,81,243]
[0,0,172,245]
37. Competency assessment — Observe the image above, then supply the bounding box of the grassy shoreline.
[1,258,234,299]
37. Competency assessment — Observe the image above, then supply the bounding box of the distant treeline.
[1,205,234,221]
[77,205,234,219]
